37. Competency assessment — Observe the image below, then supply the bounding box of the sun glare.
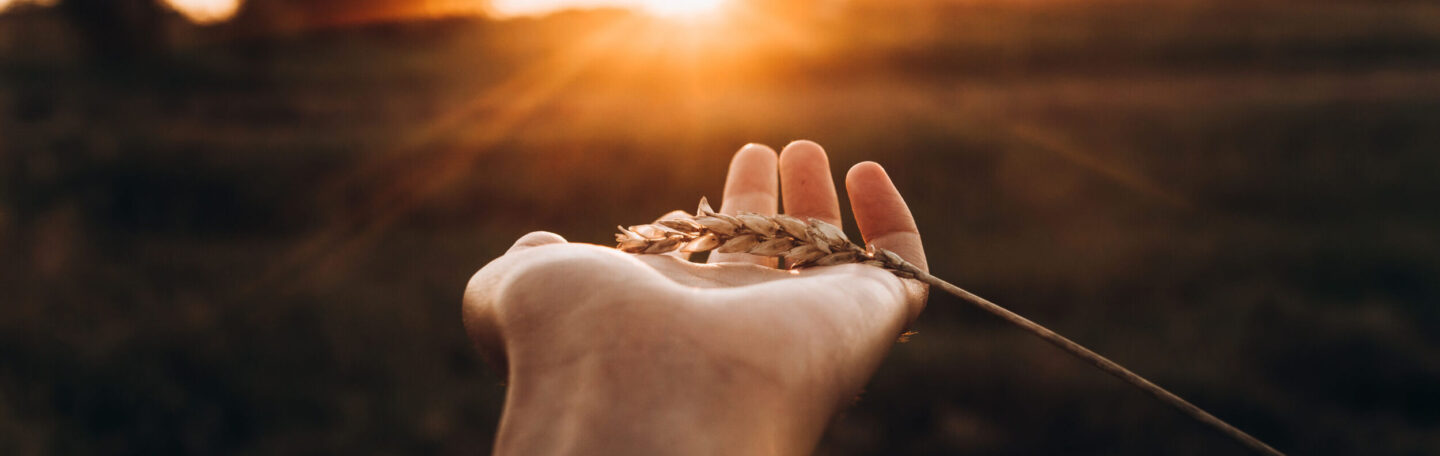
[0,0,56,12]
[491,0,726,19]
[636,0,725,17]
[162,0,240,24]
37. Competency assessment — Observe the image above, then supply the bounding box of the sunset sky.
[0,0,729,23]
[491,0,725,17]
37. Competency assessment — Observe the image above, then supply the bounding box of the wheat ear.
[615,197,1285,456]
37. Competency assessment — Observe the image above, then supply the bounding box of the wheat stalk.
[616,197,1285,456]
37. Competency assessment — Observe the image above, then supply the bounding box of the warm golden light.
[491,0,726,18]
[636,0,724,17]
[0,0,56,12]
[162,0,240,24]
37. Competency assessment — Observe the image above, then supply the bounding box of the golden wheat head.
[615,197,919,278]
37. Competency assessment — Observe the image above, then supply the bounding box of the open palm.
[463,141,929,455]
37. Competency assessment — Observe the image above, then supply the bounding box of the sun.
[635,0,725,18]
[490,0,727,19]
[161,0,241,23]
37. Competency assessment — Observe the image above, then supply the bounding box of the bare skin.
[463,140,929,456]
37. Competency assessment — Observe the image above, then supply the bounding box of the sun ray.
[251,15,651,293]
[1007,123,1191,209]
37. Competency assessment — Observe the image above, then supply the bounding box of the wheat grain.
[615,197,1286,456]
[616,197,919,276]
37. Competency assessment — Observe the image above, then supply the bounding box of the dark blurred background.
[2,0,1439,454]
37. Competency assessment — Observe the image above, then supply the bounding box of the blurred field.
[3,1,1440,454]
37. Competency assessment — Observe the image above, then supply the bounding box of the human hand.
[463,141,927,455]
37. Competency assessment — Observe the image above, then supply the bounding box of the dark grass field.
[3,1,1440,454]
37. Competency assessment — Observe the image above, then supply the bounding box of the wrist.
[493,346,834,456]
